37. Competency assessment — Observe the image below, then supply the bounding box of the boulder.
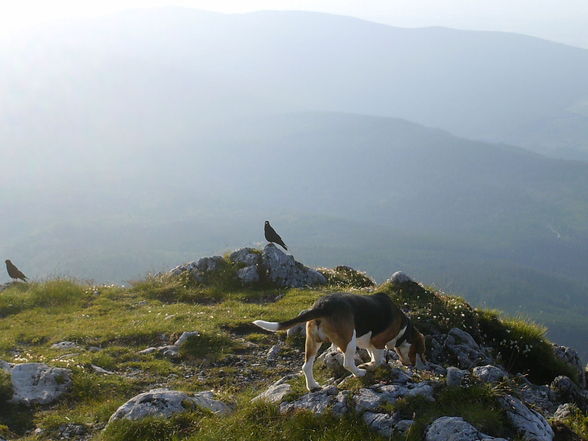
[229,248,261,266]
[279,385,347,415]
[252,382,292,404]
[169,256,225,282]
[236,265,260,284]
[261,244,327,288]
[387,271,413,284]
[354,383,434,413]
[445,328,493,369]
[552,345,586,389]
[108,389,231,423]
[363,412,399,438]
[2,362,73,405]
[516,377,557,414]
[472,365,508,383]
[425,416,507,441]
[446,366,467,387]
[499,394,554,441]
[550,376,588,412]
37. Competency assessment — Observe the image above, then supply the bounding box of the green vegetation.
[395,384,508,441]
[318,266,375,288]
[0,277,585,440]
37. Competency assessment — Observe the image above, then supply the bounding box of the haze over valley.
[1,7,588,356]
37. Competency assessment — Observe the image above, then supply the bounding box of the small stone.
[363,412,398,438]
[446,366,467,387]
[387,271,413,284]
[174,331,200,347]
[267,343,282,361]
[472,365,507,383]
[252,383,292,404]
[51,341,80,350]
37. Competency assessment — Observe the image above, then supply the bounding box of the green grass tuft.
[477,309,579,384]
[318,266,375,288]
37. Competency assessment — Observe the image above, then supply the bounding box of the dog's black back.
[312,292,401,337]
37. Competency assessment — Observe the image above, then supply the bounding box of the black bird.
[5,259,28,282]
[264,221,288,251]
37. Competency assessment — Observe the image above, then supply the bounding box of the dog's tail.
[253,308,323,332]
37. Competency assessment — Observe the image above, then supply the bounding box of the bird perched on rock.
[264,221,288,251]
[5,259,28,282]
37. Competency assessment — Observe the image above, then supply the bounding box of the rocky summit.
[0,250,586,441]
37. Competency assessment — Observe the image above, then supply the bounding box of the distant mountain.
[1,8,588,354]
[2,7,588,158]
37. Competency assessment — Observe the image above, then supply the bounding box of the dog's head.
[408,330,427,368]
[396,330,427,369]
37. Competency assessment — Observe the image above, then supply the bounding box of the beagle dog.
[253,292,426,391]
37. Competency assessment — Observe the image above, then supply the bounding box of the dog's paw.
[358,362,377,370]
[309,385,322,392]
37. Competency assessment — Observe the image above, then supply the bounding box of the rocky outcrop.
[168,244,327,288]
[499,394,554,441]
[444,328,493,369]
[169,256,225,282]
[552,345,586,389]
[1,361,72,405]
[279,385,348,416]
[550,376,588,412]
[261,244,327,288]
[425,416,507,441]
[108,389,231,423]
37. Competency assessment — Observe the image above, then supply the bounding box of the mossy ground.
[0,277,584,440]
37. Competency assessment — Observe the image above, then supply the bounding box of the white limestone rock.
[445,328,493,369]
[237,265,260,284]
[50,341,80,350]
[4,362,72,405]
[387,271,413,284]
[252,383,292,404]
[446,366,468,387]
[425,416,508,441]
[230,248,261,266]
[363,412,399,438]
[472,365,508,383]
[108,389,231,423]
[499,394,554,441]
[262,244,327,288]
[279,385,345,415]
[552,345,586,389]
[174,331,200,347]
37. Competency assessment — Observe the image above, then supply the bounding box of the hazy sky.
[1,0,588,48]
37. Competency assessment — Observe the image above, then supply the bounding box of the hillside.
[2,111,588,357]
[2,8,588,158]
[0,252,586,441]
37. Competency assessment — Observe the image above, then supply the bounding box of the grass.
[0,277,586,440]
[477,309,579,384]
[394,384,508,440]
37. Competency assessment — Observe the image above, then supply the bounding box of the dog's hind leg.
[303,321,323,391]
